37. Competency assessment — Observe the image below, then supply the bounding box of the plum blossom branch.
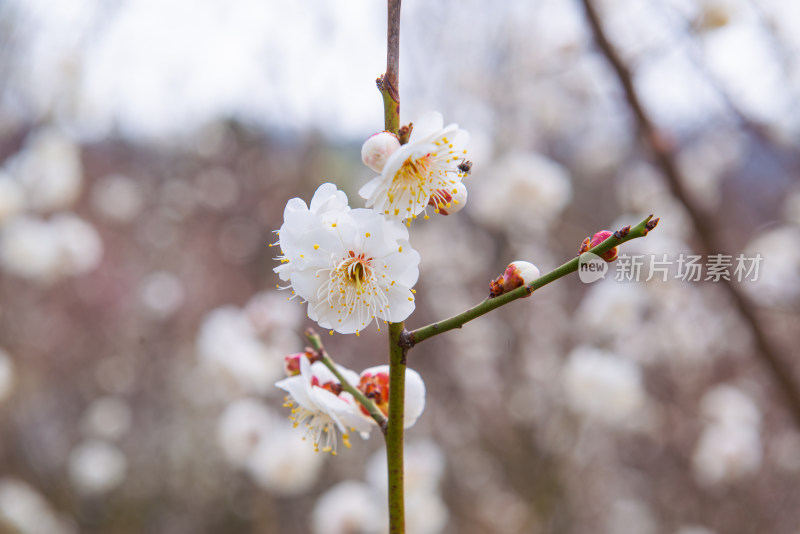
[405,215,660,347]
[382,2,406,533]
[578,0,800,430]
[305,329,388,432]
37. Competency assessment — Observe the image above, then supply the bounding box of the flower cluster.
[276,352,425,454]
[271,112,467,454]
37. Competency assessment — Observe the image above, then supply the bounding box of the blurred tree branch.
[579,0,800,429]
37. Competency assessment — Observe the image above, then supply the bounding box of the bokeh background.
[0,0,799,533]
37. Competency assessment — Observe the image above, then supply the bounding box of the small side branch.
[305,329,388,432]
[407,215,659,346]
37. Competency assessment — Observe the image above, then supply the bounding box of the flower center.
[315,249,391,333]
[358,372,390,416]
[389,155,433,217]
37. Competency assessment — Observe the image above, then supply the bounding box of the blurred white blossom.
[0,174,25,225]
[217,398,273,468]
[0,216,63,282]
[472,151,572,232]
[7,129,83,213]
[67,440,128,495]
[80,396,132,441]
[51,213,103,276]
[0,479,75,534]
[742,225,800,308]
[138,271,185,319]
[561,345,646,426]
[692,421,762,486]
[90,173,144,223]
[311,481,384,534]
[197,306,283,394]
[693,384,762,485]
[216,398,325,495]
[364,441,448,534]
[246,418,325,496]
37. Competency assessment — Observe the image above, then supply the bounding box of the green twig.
[386,321,407,534]
[405,214,660,347]
[305,329,388,431]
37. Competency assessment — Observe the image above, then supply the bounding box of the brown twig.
[579,0,800,428]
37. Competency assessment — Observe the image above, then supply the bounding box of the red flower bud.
[580,230,618,261]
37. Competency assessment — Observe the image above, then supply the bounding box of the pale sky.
[6,0,798,142]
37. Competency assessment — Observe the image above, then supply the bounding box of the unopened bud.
[427,186,468,216]
[580,230,618,261]
[489,260,540,298]
[361,132,400,173]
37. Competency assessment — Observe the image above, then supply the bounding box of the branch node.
[398,329,415,349]
[613,225,631,239]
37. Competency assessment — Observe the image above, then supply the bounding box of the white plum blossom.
[274,183,420,335]
[276,356,374,454]
[358,365,426,429]
[359,112,470,223]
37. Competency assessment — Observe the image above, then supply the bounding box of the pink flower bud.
[427,186,468,216]
[581,230,618,261]
[489,260,540,297]
[361,132,400,173]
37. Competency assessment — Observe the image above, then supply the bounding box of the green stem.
[386,321,407,534]
[305,330,388,430]
[406,214,659,346]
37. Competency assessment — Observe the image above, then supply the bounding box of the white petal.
[403,368,426,428]
[408,111,444,142]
